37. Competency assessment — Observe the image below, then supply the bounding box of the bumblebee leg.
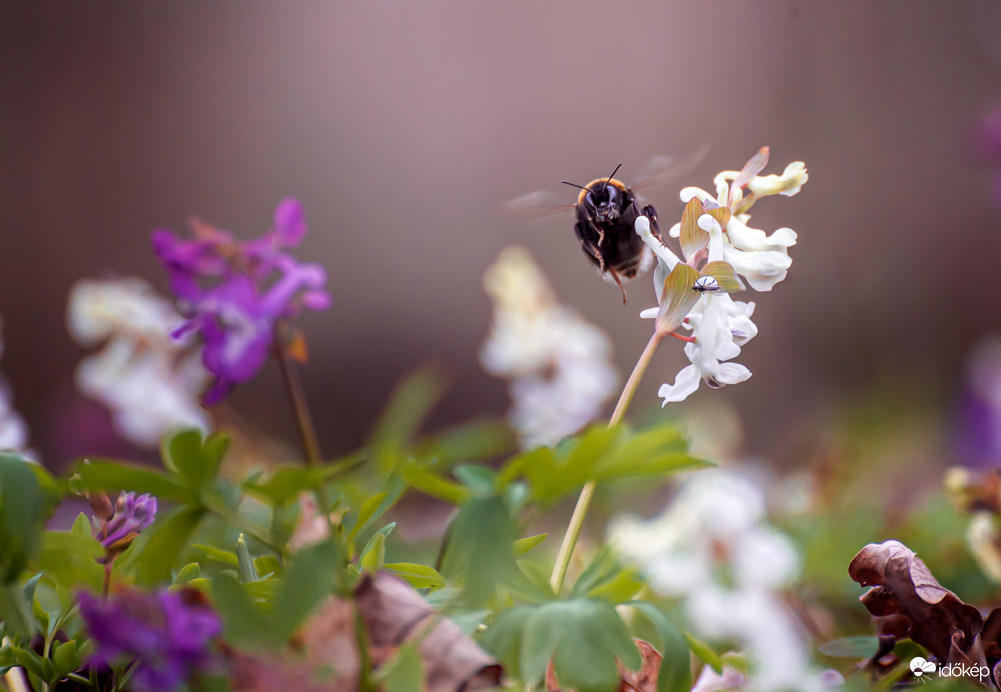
[596,227,606,247]
[579,238,607,273]
[640,204,661,236]
[607,267,627,303]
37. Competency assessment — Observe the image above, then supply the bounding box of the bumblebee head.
[562,164,626,223]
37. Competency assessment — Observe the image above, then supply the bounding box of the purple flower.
[152,197,331,405]
[79,588,221,692]
[98,492,157,550]
[974,105,1001,209]
[954,336,1001,470]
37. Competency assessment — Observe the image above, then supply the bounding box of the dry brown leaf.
[354,572,502,692]
[544,639,662,692]
[849,539,983,663]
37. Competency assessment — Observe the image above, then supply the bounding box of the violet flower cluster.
[96,492,157,551]
[152,197,331,404]
[79,588,220,692]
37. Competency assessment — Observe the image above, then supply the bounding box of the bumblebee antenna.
[602,163,623,193]
[560,180,593,192]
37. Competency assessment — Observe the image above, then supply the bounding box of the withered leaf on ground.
[849,540,983,664]
[545,639,662,692]
[355,572,502,691]
[230,572,501,692]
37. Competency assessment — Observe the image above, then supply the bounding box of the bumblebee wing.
[507,189,576,219]
[631,144,710,192]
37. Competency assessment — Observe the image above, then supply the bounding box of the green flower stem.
[549,330,665,593]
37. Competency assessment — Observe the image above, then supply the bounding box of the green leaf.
[346,492,388,543]
[210,572,270,649]
[162,429,230,494]
[513,534,547,557]
[453,465,496,495]
[192,544,239,567]
[414,419,515,467]
[174,563,201,585]
[629,601,692,692]
[0,583,36,638]
[359,532,387,573]
[0,454,47,584]
[371,368,447,470]
[236,535,260,583]
[595,424,708,481]
[51,640,80,678]
[243,455,364,506]
[383,563,447,589]
[254,555,281,579]
[818,636,881,659]
[524,600,640,692]
[70,512,91,537]
[380,644,424,692]
[681,632,723,674]
[271,539,342,644]
[398,462,470,505]
[442,496,517,606]
[133,507,204,584]
[478,605,535,679]
[73,459,189,504]
[35,531,103,591]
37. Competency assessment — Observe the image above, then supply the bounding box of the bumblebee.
[509,148,707,302]
[561,164,659,301]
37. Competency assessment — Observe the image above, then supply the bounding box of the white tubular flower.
[654,215,754,404]
[670,150,806,292]
[68,278,209,448]
[722,245,792,292]
[747,161,809,198]
[481,248,618,448]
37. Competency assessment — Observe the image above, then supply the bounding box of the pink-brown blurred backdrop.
[2,1,1000,468]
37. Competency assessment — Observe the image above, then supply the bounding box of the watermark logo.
[910,657,936,680]
[909,656,990,683]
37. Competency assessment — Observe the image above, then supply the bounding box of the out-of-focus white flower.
[480,247,618,448]
[691,665,748,692]
[67,278,209,448]
[0,322,33,460]
[610,468,826,692]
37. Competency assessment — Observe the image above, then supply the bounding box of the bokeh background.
[2,1,1000,470]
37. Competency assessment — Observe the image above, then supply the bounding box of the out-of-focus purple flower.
[974,105,1001,208]
[79,588,220,692]
[151,197,331,405]
[97,492,157,550]
[955,336,1001,470]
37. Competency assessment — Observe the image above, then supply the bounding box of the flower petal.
[659,364,702,404]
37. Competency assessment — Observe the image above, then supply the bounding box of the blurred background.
[2,1,1000,471]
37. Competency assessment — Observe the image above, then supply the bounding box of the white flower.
[480,248,618,448]
[67,278,209,448]
[610,468,827,692]
[670,150,806,292]
[0,321,34,460]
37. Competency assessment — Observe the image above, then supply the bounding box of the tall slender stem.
[273,323,334,522]
[549,330,665,593]
[274,324,323,467]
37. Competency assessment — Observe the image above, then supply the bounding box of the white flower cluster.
[0,322,33,460]
[637,149,807,404]
[609,469,828,692]
[67,278,209,448]
[480,247,618,448]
